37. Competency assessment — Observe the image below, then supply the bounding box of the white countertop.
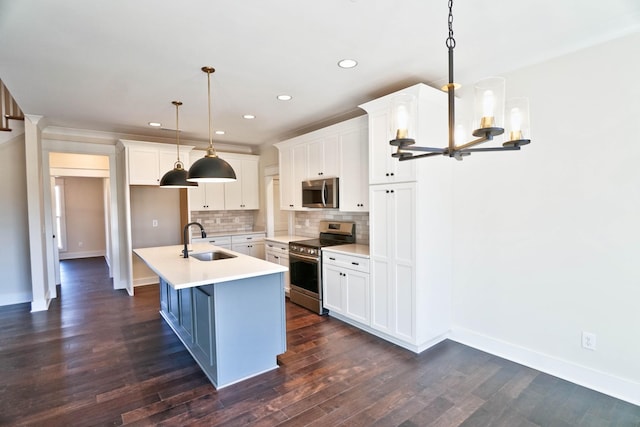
[134,243,287,290]
[265,235,310,244]
[322,244,370,257]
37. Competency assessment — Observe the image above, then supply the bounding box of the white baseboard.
[59,250,105,260]
[450,326,640,407]
[134,276,159,287]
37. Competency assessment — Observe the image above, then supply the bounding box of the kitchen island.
[134,243,288,389]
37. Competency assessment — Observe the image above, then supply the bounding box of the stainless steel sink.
[189,251,236,261]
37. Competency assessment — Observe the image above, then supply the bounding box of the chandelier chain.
[446,0,456,49]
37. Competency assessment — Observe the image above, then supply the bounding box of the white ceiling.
[1,0,639,149]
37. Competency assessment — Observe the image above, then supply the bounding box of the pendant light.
[160,101,198,188]
[187,67,236,182]
[389,0,531,161]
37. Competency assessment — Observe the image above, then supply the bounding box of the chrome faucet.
[183,222,207,258]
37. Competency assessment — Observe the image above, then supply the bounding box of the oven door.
[289,252,321,296]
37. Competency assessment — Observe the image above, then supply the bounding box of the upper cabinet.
[187,151,259,212]
[121,140,194,186]
[339,117,368,212]
[223,153,259,210]
[275,116,368,212]
[307,135,340,178]
[188,151,225,211]
[359,84,447,185]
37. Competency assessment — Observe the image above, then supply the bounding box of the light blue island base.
[159,272,286,389]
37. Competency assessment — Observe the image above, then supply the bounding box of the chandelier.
[390,0,531,161]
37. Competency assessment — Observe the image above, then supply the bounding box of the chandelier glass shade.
[390,0,531,161]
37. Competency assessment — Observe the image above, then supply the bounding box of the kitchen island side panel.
[159,272,286,388]
[214,272,286,387]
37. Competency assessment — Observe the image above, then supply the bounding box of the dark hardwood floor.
[1,257,638,426]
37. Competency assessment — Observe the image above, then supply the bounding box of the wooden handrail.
[0,79,24,132]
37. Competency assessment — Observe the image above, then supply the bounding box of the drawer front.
[232,233,266,244]
[205,236,232,246]
[322,252,369,273]
[265,241,288,253]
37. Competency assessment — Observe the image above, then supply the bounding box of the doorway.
[49,153,111,290]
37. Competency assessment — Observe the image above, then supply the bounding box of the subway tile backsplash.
[190,209,369,244]
[294,211,369,244]
[191,210,258,237]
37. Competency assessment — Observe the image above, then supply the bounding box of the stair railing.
[0,79,25,132]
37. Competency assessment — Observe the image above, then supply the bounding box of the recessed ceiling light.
[243,114,255,119]
[338,59,358,69]
[215,130,225,135]
[148,122,162,127]
[277,95,292,101]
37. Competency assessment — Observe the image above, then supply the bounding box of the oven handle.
[289,252,319,263]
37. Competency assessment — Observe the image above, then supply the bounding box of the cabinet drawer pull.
[329,257,336,260]
[351,262,359,266]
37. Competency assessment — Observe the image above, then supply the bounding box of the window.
[54,179,67,252]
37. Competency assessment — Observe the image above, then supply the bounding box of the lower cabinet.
[322,250,370,325]
[158,273,286,388]
[193,285,215,367]
[231,233,265,259]
[265,240,291,294]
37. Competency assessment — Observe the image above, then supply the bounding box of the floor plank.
[0,256,638,426]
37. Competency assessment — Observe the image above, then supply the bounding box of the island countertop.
[134,243,287,290]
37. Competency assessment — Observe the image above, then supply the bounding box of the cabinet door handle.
[329,257,336,260]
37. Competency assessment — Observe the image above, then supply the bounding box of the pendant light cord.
[204,67,218,157]
[175,101,181,164]
[171,100,184,168]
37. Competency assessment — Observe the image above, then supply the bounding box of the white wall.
[450,32,640,404]
[0,133,32,306]
[58,177,107,259]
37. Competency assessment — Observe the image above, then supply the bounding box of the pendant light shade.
[188,152,236,183]
[160,101,198,188]
[187,67,237,183]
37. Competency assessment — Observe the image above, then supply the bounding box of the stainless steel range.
[289,220,356,314]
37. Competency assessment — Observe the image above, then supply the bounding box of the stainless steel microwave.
[302,177,339,208]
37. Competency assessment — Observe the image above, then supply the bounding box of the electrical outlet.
[305,219,310,227]
[234,217,240,223]
[216,218,221,224]
[152,219,158,227]
[582,331,597,350]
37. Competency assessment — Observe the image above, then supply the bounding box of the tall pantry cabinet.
[360,83,453,353]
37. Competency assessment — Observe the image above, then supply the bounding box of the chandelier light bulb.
[481,90,496,128]
[396,105,410,139]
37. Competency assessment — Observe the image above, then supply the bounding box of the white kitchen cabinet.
[307,135,340,178]
[122,140,194,186]
[265,240,290,294]
[278,147,296,210]
[359,83,447,185]
[369,183,416,341]
[363,83,453,354]
[275,142,308,211]
[275,116,367,211]
[322,250,369,325]
[339,117,369,212]
[188,182,225,211]
[199,235,231,250]
[231,233,265,259]
[188,151,225,211]
[223,154,259,210]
